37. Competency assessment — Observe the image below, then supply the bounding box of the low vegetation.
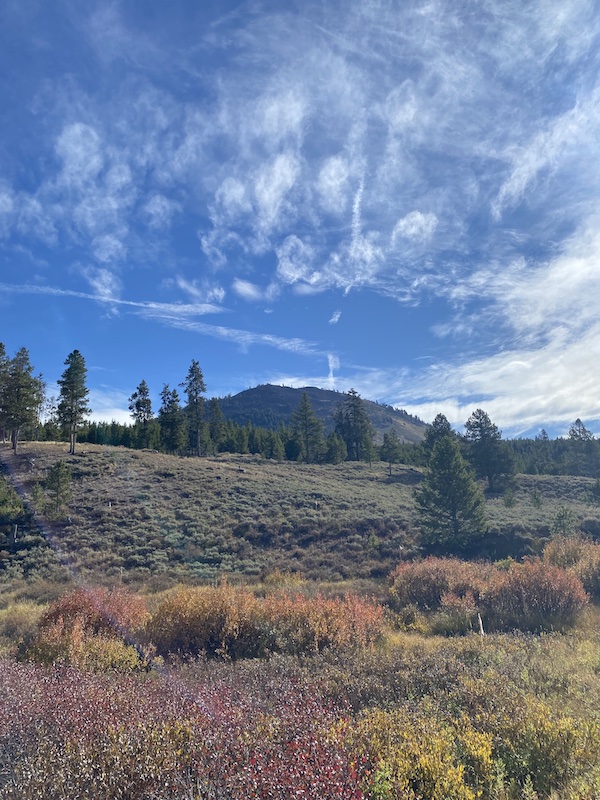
[1,573,600,798]
[3,437,600,797]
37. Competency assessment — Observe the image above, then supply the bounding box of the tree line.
[2,343,599,479]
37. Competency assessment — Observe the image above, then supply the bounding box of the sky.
[1,0,599,437]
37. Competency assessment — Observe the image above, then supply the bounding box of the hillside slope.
[2,443,600,586]
[216,384,427,443]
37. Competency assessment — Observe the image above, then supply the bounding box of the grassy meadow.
[2,441,600,797]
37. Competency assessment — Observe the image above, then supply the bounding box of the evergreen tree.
[567,418,597,476]
[181,360,207,456]
[416,435,487,554]
[0,343,10,443]
[265,430,285,460]
[208,398,226,453]
[4,348,45,454]
[423,413,454,460]
[464,408,514,492]
[128,380,153,449]
[158,385,187,454]
[334,389,375,462]
[57,350,90,455]
[380,430,403,476]
[290,392,325,463]
[324,431,347,464]
[45,460,72,516]
[236,424,249,454]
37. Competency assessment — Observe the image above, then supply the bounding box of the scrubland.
[2,443,600,797]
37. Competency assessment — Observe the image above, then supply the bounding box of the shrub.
[544,536,600,601]
[24,587,149,670]
[346,705,493,800]
[388,558,490,612]
[38,586,149,637]
[146,583,385,659]
[0,603,45,653]
[480,560,588,632]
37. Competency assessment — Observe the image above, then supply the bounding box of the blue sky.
[1,0,599,437]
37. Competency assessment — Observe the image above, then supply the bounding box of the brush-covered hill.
[2,442,600,588]
[216,384,427,443]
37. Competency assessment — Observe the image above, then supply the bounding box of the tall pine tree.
[181,360,207,456]
[290,392,325,463]
[57,350,90,455]
[128,379,153,449]
[158,385,187,454]
[3,348,45,454]
[334,389,375,462]
[465,408,514,492]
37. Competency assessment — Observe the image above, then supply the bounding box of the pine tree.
[290,392,325,463]
[465,408,514,492]
[158,385,187,454]
[423,413,454,460]
[416,435,487,554]
[128,380,153,449]
[325,431,347,464]
[45,460,72,516]
[334,389,375,462]
[57,350,90,455]
[208,398,226,453]
[380,430,402,476]
[0,343,10,443]
[181,360,207,456]
[3,348,45,454]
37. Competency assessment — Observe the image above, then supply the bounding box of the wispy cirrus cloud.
[2,0,600,431]
[139,311,323,358]
[0,282,224,316]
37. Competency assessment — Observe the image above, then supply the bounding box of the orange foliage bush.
[544,535,600,600]
[146,582,384,659]
[26,587,150,670]
[38,586,149,636]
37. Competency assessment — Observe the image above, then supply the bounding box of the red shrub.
[480,559,588,632]
[388,557,490,612]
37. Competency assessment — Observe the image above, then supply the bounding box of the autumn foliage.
[147,582,385,659]
[389,556,588,632]
[25,587,149,670]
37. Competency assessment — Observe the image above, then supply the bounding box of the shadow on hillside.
[384,468,422,486]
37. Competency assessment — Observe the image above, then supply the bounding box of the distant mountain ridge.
[214,384,427,444]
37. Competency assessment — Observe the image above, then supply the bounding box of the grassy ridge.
[1,442,600,586]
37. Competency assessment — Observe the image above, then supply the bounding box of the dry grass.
[2,442,600,586]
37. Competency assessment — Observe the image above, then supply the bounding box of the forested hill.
[215,384,427,444]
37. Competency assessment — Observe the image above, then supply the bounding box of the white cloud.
[141,313,322,357]
[492,85,600,220]
[232,278,263,301]
[329,310,341,325]
[88,386,133,424]
[276,235,316,285]
[251,89,307,147]
[175,275,226,305]
[55,123,104,186]
[81,267,122,300]
[92,234,126,263]
[317,155,351,214]
[392,211,438,244]
[214,177,252,221]
[254,151,300,232]
[0,281,224,317]
[0,185,15,238]
[143,194,181,230]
